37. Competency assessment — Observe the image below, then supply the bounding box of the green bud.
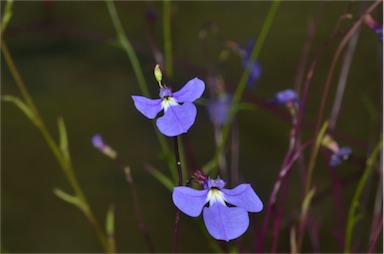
[154,64,162,82]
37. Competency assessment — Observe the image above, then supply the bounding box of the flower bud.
[154,64,162,82]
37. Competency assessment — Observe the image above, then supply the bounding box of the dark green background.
[2,1,382,253]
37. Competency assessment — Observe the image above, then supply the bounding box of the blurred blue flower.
[364,15,383,43]
[172,176,263,241]
[275,89,299,105]
[92,134,117,159]
[242,40,262,88]
[207,94,232,126]
[132,78,205,137]
[330,146,352,167]
[373,24,383,43]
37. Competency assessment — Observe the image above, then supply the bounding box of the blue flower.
[373,24,383,43]
[92,134,117,159]
[242,40,262,88]
[132,78,205,137]
[172,176,263,241]
[330,146,352,167]
[363,15,383,43]
[207,94,232,126]
[275,89,299,105]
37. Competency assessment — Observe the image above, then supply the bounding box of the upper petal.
[221,184,263,213]
[156,102,197,137]
[172,186,209,217]
[203,202,249,242]
[172,78,205,102]
[132,95,163,119]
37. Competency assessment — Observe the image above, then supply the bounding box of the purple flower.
[207,94,232,126]
[275,89,299,105]
[132,78,205,137]
[363,15,383,43]
[92,134,117,159]
[330,146,352,167]
[172,176,263,241]
[242,40,262,88]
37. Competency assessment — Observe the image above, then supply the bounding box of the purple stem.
[124,167,156,253]
[367,217,383,253]
[171,136,183,253]
[256,142,310,252]
[298,2,382,251]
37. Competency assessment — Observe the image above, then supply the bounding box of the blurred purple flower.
[364,14,383,43]
[172,176,263,241]
[207,94,232,126]
[330,146,352,167]
[373,24,383,43]
[275,89,298,104]
[132,78,205,137]
[92,134,117,159]
[242,40,262,88]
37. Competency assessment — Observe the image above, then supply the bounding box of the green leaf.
[1,0,14,33]
[105,204,116,253]
[53,188,80,206]
[2,95,40,126]
[57,117,71,162]
[145,165,174,191]
[302,187,316,215]
[53,188,89,214]
[344,139,383,253]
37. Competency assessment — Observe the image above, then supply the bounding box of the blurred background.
[2,1,382,253]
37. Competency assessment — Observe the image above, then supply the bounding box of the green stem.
[232,0,281,103]
[1,40,110,253]
[105,0,149,97]
[106,0,174,183]
[344,139,383,253]
[163,0,173,78]
[203,0,281,175]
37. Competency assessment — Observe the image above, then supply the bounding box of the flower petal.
[172,186,209,217]
[172,78,205,102]
[156,102,197,137]
[203,202,249,241]
[132,95,163,119]
[221,184,263,212]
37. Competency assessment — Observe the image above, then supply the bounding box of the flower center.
[207,188,226,206]
[161,96,178,111]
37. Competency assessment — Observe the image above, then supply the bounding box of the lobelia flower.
[330,146,352,167]
[92,134,117,159]
[274,89,300,118]
[172,174,263,241]
[275,89,299,105]
[207,93,232,126]
[132,66,205,137]
[363,14,383,43]
[242,40,262,88]
[322,134,352,167]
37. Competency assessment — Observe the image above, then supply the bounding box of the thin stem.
[1,40,109,252]
[328,24,360,130]
[105,0,174,183]
[1,41,40,117]
[367,217,383,253]
[163,0,173,78]
[305,0,382,195]
[344,139,383,253]
[105,0,149,97]
[256,141,310,252]
[124,167,156,253]
[172,136,183,253]
[204,0,281,176]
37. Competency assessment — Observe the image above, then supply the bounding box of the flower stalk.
[1,40,111,253]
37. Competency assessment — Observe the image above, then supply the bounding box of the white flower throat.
[161,96,178,111]
[207,188,226,206]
